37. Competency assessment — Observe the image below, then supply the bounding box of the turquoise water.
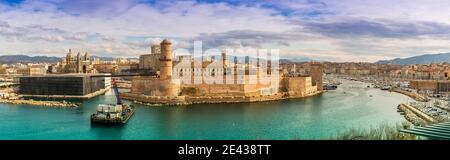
[0,80,412,140]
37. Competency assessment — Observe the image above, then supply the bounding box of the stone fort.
[125,39,323,104]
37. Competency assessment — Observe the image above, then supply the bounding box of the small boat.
[381,86,390,90]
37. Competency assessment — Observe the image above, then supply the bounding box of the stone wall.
[131,77,180,96]
[280,76,319,98]
[181,84,246,96]
[139,54,160,70]
[122,93,186,105]
[180,82,276,97]
[409,80,437,91]
[122,92,286,105]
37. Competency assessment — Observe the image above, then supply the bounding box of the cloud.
[193,29,312,49]
[303,19,450,39]
[1,0,450,62]
[0,20,92,42]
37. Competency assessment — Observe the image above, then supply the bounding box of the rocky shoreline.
[398,104,427,126]
[0,99,79,108]
[123,91,323,106]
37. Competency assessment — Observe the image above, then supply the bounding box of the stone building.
[409,80,450,94]
[131,40,180,97]
[280,76,318,97]
[310,63,323,91]
[128,39,322,102]
[16,67,46,76]
[56,49,97,74]
[139,44,161,71]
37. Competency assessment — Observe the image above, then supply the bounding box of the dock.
[399,103,438,124]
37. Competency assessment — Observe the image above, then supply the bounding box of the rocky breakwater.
[0,99,79,108]
[397,103,437,126]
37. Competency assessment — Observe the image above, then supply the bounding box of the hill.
[376,52,450,65]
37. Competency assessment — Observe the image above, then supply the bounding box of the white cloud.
[1,0,450,62]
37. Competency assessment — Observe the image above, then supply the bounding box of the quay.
[391,88,428,102]
[398,103,437,125]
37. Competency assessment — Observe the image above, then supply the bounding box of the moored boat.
[91,79,135,124]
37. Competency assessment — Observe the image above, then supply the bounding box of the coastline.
[391,88,429,102]
[122,91,323,106]
[0,99,79,108]
[397,103,438,126]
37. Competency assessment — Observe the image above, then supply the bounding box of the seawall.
[122,91,323,106]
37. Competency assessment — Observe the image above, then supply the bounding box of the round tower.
[159,39,173,79]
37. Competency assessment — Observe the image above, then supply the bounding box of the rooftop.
[18,73,111,78]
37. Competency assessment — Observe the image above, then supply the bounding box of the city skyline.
[1,0,450,62]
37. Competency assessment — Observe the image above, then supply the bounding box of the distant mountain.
[280,57,320,63]
[0,55,121,64]
[0,55,61,64]
[376,52,450,65]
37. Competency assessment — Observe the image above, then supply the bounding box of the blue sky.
[1,0,450,62]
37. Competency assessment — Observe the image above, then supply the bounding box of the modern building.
[17,73,111,98]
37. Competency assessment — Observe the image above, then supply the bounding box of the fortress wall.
[181,84,246,96]
[280,77,320,98]
[131,77,180,96]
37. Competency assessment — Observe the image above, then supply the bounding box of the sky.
[1,0,450,62]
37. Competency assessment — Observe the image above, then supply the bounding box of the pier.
[391,88,429,102]
[398,103,438,124]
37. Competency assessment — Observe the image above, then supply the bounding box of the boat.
[91,80,135,124]
[381,86,390,90]
[323,84,338,90]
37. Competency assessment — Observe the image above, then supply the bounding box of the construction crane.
[111,79,122,105]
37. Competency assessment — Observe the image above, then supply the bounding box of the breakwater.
[0,99,79,107]
[397,103,437,126]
